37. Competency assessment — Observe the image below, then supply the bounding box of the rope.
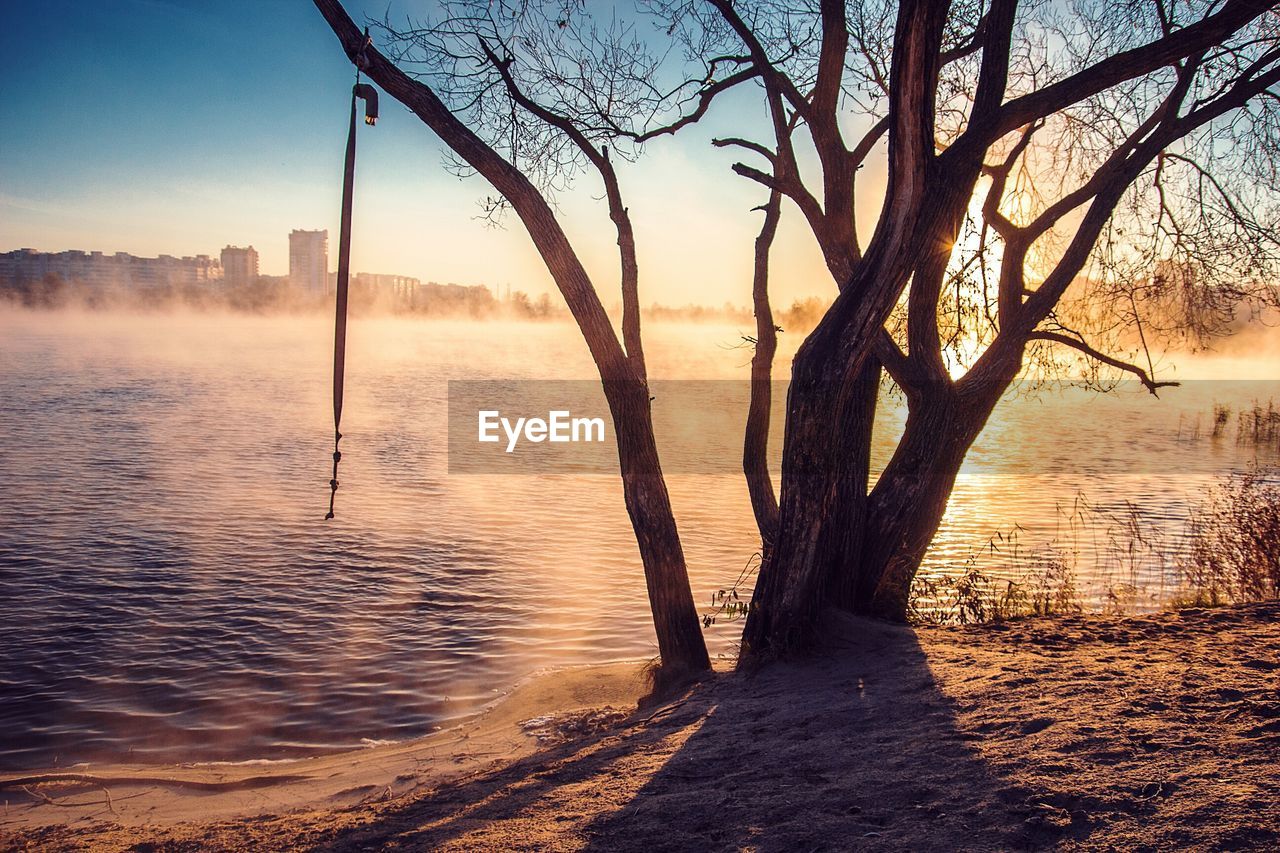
[326,32,374,520]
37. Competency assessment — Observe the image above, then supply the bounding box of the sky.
[0,0,870,306]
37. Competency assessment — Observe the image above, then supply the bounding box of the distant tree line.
[0,272,562,320]
[0,270,846,328]
[639,297,834,333]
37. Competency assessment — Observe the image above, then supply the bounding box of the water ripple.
[1,312,1275,770]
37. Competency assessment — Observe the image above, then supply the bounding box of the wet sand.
[0,664,648,836]
[4,603,1278,851]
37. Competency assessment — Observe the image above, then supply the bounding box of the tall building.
[289,230,329,296]
[220,245,259,289]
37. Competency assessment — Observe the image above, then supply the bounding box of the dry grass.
[909,550,1082,625]
[1175,468,1280,607]
[911,466,1280,625]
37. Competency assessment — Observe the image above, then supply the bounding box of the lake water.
[1,310,1277,771]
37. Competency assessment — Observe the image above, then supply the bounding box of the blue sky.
[0,0,843,303]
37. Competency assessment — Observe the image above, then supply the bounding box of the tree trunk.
[606,379,712,675]
[852,382,1001,620]
[744,359,1015,659]
[820,358,881,611]
[739,340,882,657]
[744,192,782,551]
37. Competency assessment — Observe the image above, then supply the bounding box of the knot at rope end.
[326,435,342,520]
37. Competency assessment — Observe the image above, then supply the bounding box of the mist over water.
[1,309,1277,771]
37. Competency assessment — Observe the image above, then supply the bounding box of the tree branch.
[906,242,953,385]
[1029,331,1180,395]
[848,116,890,172]
[985,0,1274,141]
[730,160,835,276]
[874,329,922,391]
[1018,52,1205,242]
[969,0,1020,125]
[981,119,1041,240]
[478,37,648,375]
[745,190,783,544]
[632,67,761,142]
[706,0,813,120]
[712,136,777,164]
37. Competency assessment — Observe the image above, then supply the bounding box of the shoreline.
[6,602,1279,851]
[1,661,653,833]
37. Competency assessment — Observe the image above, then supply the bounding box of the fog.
[1,306,1277,770]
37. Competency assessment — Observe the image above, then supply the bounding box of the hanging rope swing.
[326,29,378,520]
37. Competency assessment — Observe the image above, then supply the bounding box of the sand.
[0,664,647,837]
[3,602,1278,851]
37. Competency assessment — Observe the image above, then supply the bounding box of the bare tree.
[314,0,1280,665]
[689,0,1280,657]
[310,0,773,678]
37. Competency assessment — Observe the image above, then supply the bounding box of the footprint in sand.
[1241,659,1278,672]
[1021,718,1055,735]
[1242,720,1280,738]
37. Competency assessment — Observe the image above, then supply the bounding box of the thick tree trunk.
[739,344,882,657]
[744,359,1014,659]
[820,358,881,611]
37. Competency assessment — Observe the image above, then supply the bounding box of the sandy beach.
[4,602,1277,851]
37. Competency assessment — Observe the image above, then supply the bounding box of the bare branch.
[706,0,813,119]
[632,66,761,142]
[985,0,1274,142]
[1029,331,1180,395]
[478,36,648,373]
[712,136,777,163]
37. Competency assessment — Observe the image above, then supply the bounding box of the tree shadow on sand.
[313,614,1083,852]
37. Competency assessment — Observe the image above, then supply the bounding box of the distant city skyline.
[0,241,478,293]
[0,239,476,292]
[0,246,220,292]
[0,236,501,294]
[0,0,855,307]
[2,243,792,322]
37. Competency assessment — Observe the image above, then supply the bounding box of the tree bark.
[607,380,711,674]
[820,358,881,611]
[739,346,885,657]
[854,378,1008,620]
